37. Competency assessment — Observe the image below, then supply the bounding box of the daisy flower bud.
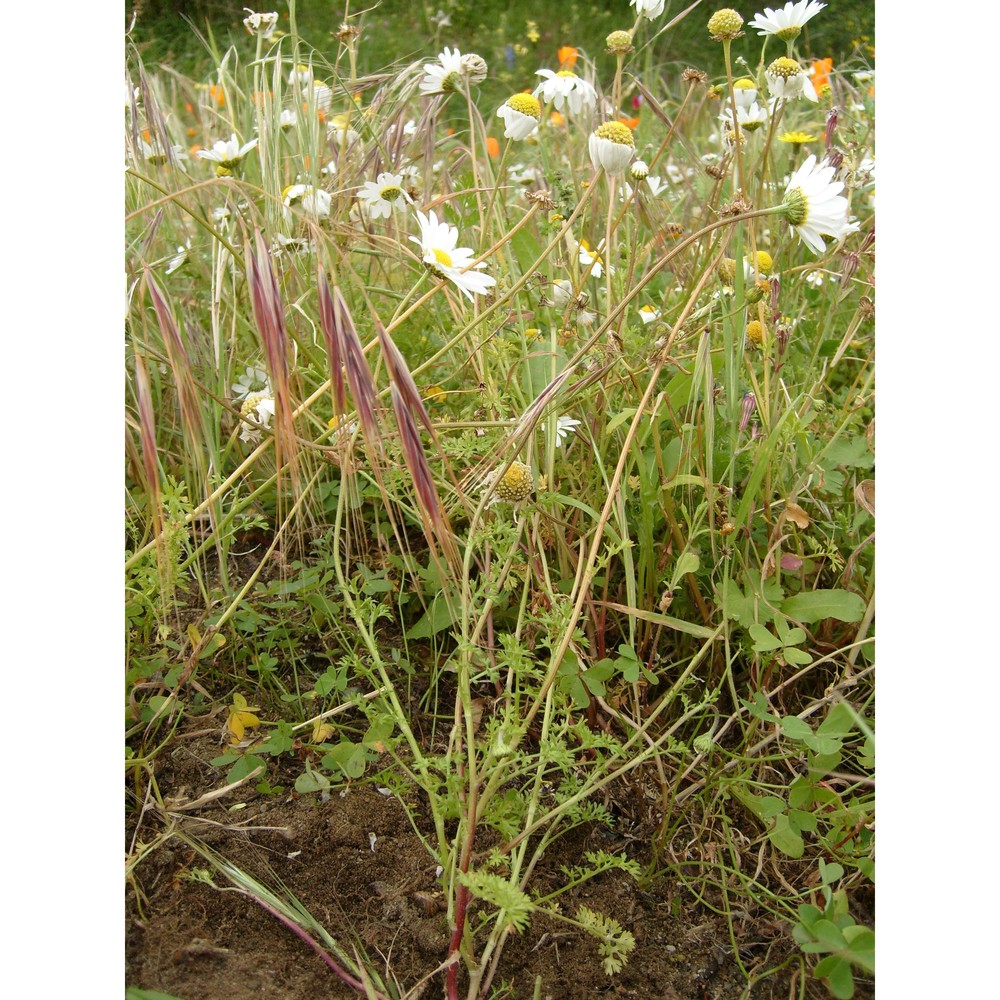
[588,120,635,175]
[496,93,541,140]
[630,159,650,181]
[708,9,744,41]
[606,30,634,55]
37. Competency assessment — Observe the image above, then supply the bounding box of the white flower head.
[732,78,758,109]
[578,239,614,279]
[630,0,666,18]
[546,415,582,447]
[356,172,412,220]
[410,209,497,302]
[243,9,278,38]
[719,101,768,132]
[282,184,331,221]
[239,391,276,444]
[496,93,542,140]
[782,155,857,254]
[550,278,575,306]
[232,366,271,399]
[279,108,297,130]
[327,114,361,150]
[197,134,259,169]
[165,239,192,275]
[750,1,826,40]
[532,69,597,116]
[638,304,661,325]
[766,57,819,102]
[288,64,313,86]
[420,46,465,95]
[589,120,635,175]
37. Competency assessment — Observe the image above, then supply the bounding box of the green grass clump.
[126,2,875,997]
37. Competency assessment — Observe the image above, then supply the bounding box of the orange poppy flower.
[549,110,565,127]
[557,46,578,70]
[486,136,500,158]
[208,84,226,107]
[618,114,640,130]
[810,58,833,94]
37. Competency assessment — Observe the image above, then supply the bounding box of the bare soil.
[126,732,873,1000]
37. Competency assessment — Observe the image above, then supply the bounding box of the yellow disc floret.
[593,120,635,147]
[508,93,541,118]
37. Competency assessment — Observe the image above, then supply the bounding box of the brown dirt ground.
[126,732,874,1000]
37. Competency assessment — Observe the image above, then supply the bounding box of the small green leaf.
[227,754,265,783]
[743,691,779,724]
[814,956,855,999]
[784,646,813,666]
[769,813,804,858]
[804,733,844,755]
[294,765,330,794]
[779,716,813,741]
[782,589,866,624]
[819,859,845,885]
[749,624,782,652]
[405,595,458,639]
[671,551,700,587]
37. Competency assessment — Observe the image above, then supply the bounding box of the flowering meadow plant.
[126,4,875,997]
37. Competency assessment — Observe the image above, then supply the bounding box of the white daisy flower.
[546,415,582,447]
[232,366,270,399]
[327,114,360,149]
[782,155,857,254]
[719,101,768,132]
[410,209,497,302]
[630,0,666,18]
[532,69,597,116]
[589,121,635,175]
[310,82,334,113]
[578,239,614,279]
[239,391,276,444]
[197,134,259,169]
[288,64,313,85]
[732,78,758,109]
[550,278,575,306]
[279,108,297,130]
[165,239,191,275]
[242,9,278,37]
[496,93,542,140]
[420,46,465,96]
[750,1,826,40]
[356,172,412,220]
[766,57,819,102]
[645,176,669,197]
[638,305,661,324]
[282,184,331,221]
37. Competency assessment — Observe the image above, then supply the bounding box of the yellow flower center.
[556,70,578,79]
[746,250,773,275]
[508,93,541,117]
[593,120,635,147]
[433,247,454,268]
[733,78,755,91]
[768,57,802,81]
[380,185,403,201]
